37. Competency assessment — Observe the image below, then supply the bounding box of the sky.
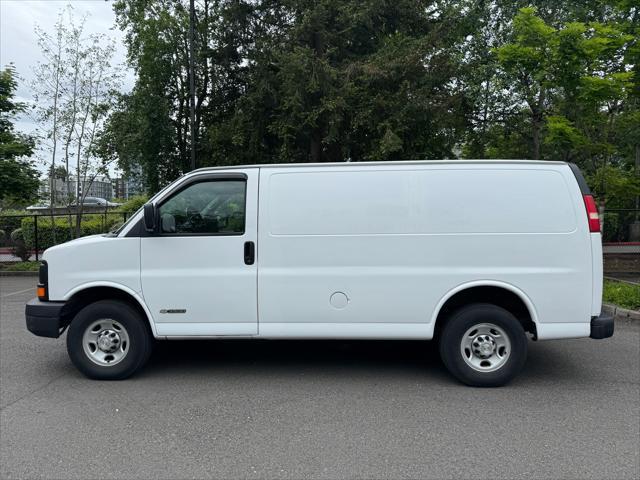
[0,0,134,173]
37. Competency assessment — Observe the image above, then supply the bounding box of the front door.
[141,170,258,336]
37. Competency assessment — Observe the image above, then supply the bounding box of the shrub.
[21,215,122,250]
[601,212,620,243]
[1,261,40,272]
[0,214,25,241]
[10,228,30,261]
[118,195,148,214]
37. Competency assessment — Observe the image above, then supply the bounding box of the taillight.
[583,195,600,233]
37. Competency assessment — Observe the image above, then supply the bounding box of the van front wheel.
[66,300,152,380]
[439,304,527,387]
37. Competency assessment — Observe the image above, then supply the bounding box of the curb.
[603,303,640,322]
[604,276,640,286]
[0,271,38,277]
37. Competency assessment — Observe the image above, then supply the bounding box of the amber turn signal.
[37,286,46,299]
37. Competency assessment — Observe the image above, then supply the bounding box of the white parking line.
[1,287,35,298]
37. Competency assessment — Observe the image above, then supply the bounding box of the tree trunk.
[309,28,326,163]
[530,88,545,160]
[188,0,197,171]
[48,34,63,245]
[532,118,541,160]
[310,130,322,162]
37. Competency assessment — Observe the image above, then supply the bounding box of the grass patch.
[603,279,640,311]
[0,261,40,272]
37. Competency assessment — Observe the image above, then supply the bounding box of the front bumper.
[25,298,69,338]
[590,313,614,339]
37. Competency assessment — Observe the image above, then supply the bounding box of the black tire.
[66,300,152,380]
[438,303,527,387]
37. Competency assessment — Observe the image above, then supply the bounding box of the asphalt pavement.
[1,276,639,479]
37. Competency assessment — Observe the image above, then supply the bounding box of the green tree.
[0,66,39,209]
[105,0,471,192]
[209,0,470,164]
[104,0,638,223]
[33,7,122,236]
[494,8,557,159]
[106,0,204,193]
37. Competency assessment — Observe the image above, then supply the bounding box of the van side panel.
[257,164,593,339]
[268,169,576,235]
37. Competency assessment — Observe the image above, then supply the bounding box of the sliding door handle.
[244,241,255,265]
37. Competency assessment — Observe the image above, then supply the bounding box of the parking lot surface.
[1,276,639,479]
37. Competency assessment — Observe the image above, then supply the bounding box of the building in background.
[113,166,145,200]
[75,175,113,200]
[37,177,69,204]
[113,177,126,200]
[38,166,145,205]
[64,175,114,201]
[113,176,143,200]
[37,175,114,204]
[125,175,144,198]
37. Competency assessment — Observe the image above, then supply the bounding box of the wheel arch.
[431,281,539,339]
[63,282,158,337]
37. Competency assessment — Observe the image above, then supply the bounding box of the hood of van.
[41,233,141,301]
[43,234,112,259]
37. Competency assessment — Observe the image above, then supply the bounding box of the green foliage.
[102,0,638,217]
[493,6,634,163]
[544,115,587,156]
[10,228,30,261]
[20,215,123,250]
[603,279,640,311]
[0,66,39,208]
[117,195,148,214]
[0,214,23,239]
[0,261,40,272]
[479,3,639,215]
[106,0,470,192]
[588,164,640,209]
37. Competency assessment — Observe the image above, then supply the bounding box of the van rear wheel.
[439,303,527,387]
[66,300,152,380]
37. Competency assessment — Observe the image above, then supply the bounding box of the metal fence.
[0,212,130,262]
[1,208,638,262]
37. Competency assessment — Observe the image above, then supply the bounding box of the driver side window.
[158,179,246,235]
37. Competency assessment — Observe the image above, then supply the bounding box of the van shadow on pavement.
[145,338,444,377]
[138,336,588,385]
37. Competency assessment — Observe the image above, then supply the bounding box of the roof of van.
[190,159,567,173]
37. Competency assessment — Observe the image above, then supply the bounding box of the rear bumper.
[25,298,68,338]
[590,313,614,339]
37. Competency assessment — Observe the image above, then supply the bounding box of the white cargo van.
[26,160,613,386]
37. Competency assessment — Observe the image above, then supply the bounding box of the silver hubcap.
[460,323,511,372]
[82,319,130,366]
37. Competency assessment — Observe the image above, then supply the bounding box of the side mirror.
[161,213,176,233]
[143,203,156,232]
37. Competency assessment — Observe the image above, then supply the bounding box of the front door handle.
[244,241,255,265]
